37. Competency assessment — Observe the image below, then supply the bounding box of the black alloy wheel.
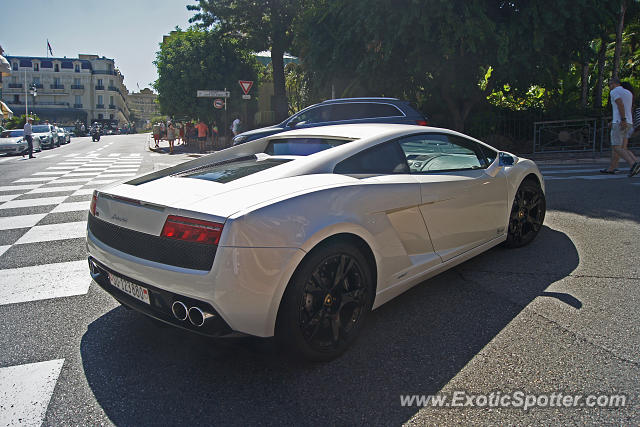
[277,241,374,361]
[505,179,546,248]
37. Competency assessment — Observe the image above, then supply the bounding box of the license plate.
[108,272,150,304]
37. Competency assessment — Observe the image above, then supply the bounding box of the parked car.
[0,129,42,155]
[32,124,57,149]
[55,126,66,145]
[232,97,429,145]
[87,123,545,361]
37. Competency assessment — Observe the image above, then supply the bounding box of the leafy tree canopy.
[153,27,260,123]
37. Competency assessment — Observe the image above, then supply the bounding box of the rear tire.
[505,179,546,248]
[276,241,374,362]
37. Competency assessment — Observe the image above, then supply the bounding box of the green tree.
[4,114,41,129]
[153,27,259,123]
[188,0,301,122]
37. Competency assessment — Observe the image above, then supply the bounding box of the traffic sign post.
[197,90,230,98]
[238,81,253,96]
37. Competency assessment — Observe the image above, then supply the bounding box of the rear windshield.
[183,158,291,183]
[32,125,51,133]
[265,137,349,156]
[1,130,23,138]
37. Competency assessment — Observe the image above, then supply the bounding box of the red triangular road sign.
[239,80,253,95]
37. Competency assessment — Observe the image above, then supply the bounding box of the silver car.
[0,129,42,155]
[32,124,57,149]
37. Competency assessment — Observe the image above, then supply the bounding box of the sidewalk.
[147,135,230,157]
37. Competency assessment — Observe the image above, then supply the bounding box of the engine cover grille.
[88,214,216,271]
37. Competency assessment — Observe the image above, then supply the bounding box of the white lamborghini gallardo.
[87,123,545,361]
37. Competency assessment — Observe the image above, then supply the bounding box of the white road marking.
[0,196,67,210]
[50,201,90,213]
[39,154,59,159]
[65,153,80,157]
[15,221,87,244]
[0,194,20,203]
[86,179,116,185]
[70,189,97,196]
[0,359,64,426]
[46,166,77,170]
[0,184,42,191]
[64,172,101,177]
[0,245,10,257]
[27,185,83,194]
[540,168,605,174]
[0,214,47,230]
[98,173,136,178]
[0,157,13,164]
[32,171,67,176]
[14,177,54,183]
[47,178,93,185]
[108,153,122,156]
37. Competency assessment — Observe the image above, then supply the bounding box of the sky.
[1,0,196,93]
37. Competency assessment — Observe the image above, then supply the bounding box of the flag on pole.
[137,82,140,91]
[47,39,53,56]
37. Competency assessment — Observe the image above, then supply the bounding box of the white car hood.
[0,137,23,144]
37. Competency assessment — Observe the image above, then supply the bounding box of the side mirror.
[499,152,514,167]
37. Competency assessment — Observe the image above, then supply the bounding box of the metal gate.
[533,118,597,153]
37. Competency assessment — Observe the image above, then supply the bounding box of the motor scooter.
[91,127,101,142]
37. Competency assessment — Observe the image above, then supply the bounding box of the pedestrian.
[23,117,35,159]
[177,121,184,145]
[160,121,166,140]
[601,78,640,177]
[211,121,219,149]
[231,115,241,136]
[167,122,176,154]
[196,119,209,153]
[152,123,161,148]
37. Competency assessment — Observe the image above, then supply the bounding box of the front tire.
[276,241,374,362]
[505,179,546,248]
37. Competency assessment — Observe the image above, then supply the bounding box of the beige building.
[127,88,159,130]
[1,54,130,126]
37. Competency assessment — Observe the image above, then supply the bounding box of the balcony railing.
[8,83,22,88]
[50,84,65,89]
[92,70,115,75]
[96,104,105,109]
[71,84,84,89]
[108,104,116,109]
[108,86,117,91]
[73,104,83,108]
[95,85,105,90]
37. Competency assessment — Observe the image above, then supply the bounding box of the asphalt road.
[0,134,638,426]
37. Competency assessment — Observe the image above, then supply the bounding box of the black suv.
[232,97,428,145]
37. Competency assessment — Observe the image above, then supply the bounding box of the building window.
[109,114,114,119]
[75,95,82,107]
[98,114,104,119]
[13,95,19,103]
[12,62,18,71]
[75,63,80,72]
[74,78,81,86]
[54,63,59,72]
[33,63,39,71]
[97,79,103,86]
[109,79,113,87]
[54,77,61,86]
[109,96,114,105]
[33,77,40,85]
[98,95,103,105]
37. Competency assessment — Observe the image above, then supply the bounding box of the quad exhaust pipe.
[171,301,214,327]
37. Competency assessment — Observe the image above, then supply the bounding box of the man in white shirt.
[603,78,639,177]
[23,117,35,159]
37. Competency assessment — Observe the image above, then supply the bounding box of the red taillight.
[416,120,428,126]
[161,215,223,245]
[90,191,98,216]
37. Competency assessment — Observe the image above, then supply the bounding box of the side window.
[398,133,486,173]
[326,103,404,122]
[292,105,331,125]
[334,141,409,175]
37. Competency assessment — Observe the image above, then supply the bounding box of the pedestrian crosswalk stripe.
[0,184,42,192]
[49,178,93,185]
[15,221,87,245]
[0,359,64,426]
[14,177,55,183]
[71,189,97,196]
[0,194,20,203]
[0,214,48,230]
[27,185,84,194]
[64,172,101,177]
[0,196,67,209]
[99,173,136,178]
[86,179,116,186]
[50,201,90,213]
[33,171,67,176]
[545,175,628,181]
[0,245,9,257]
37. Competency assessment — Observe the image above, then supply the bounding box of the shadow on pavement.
[81,226,578,425]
